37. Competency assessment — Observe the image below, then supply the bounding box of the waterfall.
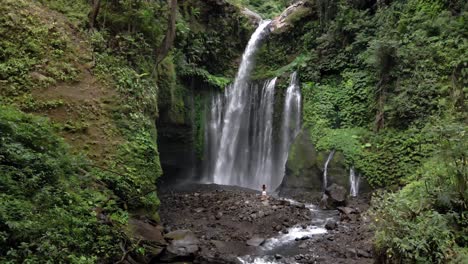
[209,21,273,189]
[203,21,302,191]
[349,167,360,197]
[278,72,302,179]
[323,150,335,190]
[203,92,224,180]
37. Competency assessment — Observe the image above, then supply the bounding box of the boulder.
[160,230,200,262]
[246,236,265,247]
[215,211,223,220]
[278,130,324,199]
[337,206,359,221]
[128,218,166,261]
[325,184,348,208]
[325,220,337,230]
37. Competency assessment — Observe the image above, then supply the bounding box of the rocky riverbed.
[145,184,374,263]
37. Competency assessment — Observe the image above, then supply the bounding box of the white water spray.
[211,20,272,188]
[349,167,360,197]
[323,150,335,190]
[278,72,302,179]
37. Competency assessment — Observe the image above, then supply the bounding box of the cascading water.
[278,72,302,179]
[323,150,335,190]
[203,21,302,191]
[211,20,272,189]
[349,167,361,197]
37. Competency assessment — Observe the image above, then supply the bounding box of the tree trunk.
[89,0,101,30]
[156,0,178,66]
[374,81,385,132]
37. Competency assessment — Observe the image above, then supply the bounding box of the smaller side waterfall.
[278,72,302,182]
[349,167,361,197]
[323,150,335,190]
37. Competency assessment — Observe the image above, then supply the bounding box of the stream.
[238,199,338,264]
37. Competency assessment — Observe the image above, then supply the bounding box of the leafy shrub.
[371,122,467,263]
[0,0,80,97]
[0,106,122,262]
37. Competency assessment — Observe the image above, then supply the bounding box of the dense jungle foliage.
[0,0,466,262]
[0,0,250,262]
[253,0,467,262]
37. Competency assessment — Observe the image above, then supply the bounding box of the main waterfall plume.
[203,21,302,191]
[211,20,272,189]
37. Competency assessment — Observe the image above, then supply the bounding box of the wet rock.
[194,208,204,213]
[337,206,356,216]
[161,230,199,261]
[356,249,372,258]
[246,236,265,247]
[274,225,282,231]
[325,184,348,208]
[128,219,166,260]
[298,242,307,249]
[319,194,329,209]
[295,203,306,209]
[258,211,265,218]
[325,220,337,230]
[215,212,223,220]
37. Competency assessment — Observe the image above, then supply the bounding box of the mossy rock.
[280,129,322,192]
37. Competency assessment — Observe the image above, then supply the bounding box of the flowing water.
[278,72,302,179]
[238,199,338,264]
[322,150,335,190]
[204,21,302,191]
[349,167,361,197]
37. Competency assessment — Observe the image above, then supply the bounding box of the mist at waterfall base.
[202,23,301,192]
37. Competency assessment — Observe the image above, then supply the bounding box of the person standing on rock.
[261,184,267,200]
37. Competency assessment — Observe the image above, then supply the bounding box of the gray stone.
[325,184,348,208]
[163,230,200,261]
[215,212,223,220]
[258,211,265,218]
[337,206,356,216]
[246,236,265,247]
[325,220,337,230]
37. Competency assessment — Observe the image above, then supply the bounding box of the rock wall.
[279,128,372,199]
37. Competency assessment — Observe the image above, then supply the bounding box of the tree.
[156,0,178,66]
[88,0,101,30]
[374,42,396,132]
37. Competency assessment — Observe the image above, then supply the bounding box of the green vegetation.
[256,0,467,262]
[0,106,121,262]
[229,0,290,18]
[0,0,80,99]
[0,0,250,262]
[1,0,466,262]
